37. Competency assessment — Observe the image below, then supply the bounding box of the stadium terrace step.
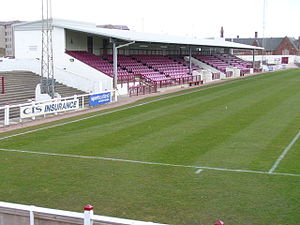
[0,71,87,120]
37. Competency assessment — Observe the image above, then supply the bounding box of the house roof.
[14,19,262,50]
[0,21,23,26]
[288,37,299,50]
[226,37,299,51]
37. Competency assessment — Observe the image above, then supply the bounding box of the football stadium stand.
[66,51,201,87]
[66,50,256,88]
[10,19,261,95]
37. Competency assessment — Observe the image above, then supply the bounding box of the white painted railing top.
[0,201,167,225]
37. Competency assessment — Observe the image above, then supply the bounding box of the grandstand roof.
[14,19,262,50]
[96,24,130,30]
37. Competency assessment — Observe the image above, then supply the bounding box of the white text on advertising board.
[89,92,111,107]
[20,99,79,118]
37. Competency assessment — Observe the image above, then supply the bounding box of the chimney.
[237,35,240,39]
[220,26,224,38]
[255,32,258,38]
[298,36,300,49]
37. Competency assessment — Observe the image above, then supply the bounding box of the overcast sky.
[2,0,299,39]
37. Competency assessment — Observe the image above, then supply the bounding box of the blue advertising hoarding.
[89,92,111,107]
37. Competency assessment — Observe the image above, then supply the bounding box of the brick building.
[0,21,23,57]
[226,34,300,56]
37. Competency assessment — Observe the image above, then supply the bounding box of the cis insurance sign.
[20,99,79,118]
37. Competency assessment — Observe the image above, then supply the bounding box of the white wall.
[14,30,41,59]
[0,58,40,73]
[55,54,112,93]
[238,55,297,65]
[53,27,112,92]
[13,26,112,93]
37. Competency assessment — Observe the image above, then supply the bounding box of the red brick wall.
[274,37,299,55]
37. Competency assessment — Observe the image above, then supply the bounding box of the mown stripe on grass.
[0,70,292,142]
[0,147,300,177]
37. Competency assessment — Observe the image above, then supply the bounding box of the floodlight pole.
[41,0,55,98]
[112,40,135,90]
[112,42,117,90]
[262,0,267,65]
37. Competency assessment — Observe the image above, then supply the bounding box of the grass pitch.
[1,69,300,224]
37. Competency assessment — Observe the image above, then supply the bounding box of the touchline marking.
[0,148,300,177]
[269,131,300,173]
[0,77,249,141]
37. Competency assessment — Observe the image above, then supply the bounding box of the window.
[282,49,289,55]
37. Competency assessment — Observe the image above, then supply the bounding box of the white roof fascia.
[15,18,263,50]
[58,24,262,50]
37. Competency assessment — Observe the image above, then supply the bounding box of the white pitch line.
[0,148,300,177]
[269,131,300,173]
[195,169,203,174]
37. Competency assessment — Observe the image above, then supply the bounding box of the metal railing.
[129,84,157,97]
[0,90,116,127]
[0,201,166,225]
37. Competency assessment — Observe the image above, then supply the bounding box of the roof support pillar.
[189,46,192,75]
[113,42,118,90]
[252,50,255,69]
[112,40,135,90]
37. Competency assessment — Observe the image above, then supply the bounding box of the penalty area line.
[269,130,300,173]
[1,148,300,177]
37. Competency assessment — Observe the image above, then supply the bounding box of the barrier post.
[4,105,9,126]
[31,100,36,120]
[84,205,94,225]
[81,95,85,108]
[1,77,4,94]
[29,206,35,225]
[54,99,59,116]
[215,220,224,225]
[114,90,118,102]
[73,95,78,108]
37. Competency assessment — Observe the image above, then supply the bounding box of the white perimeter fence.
[0,201,166,225]
[0,90,116,127]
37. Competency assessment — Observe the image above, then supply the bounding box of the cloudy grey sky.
[2,0,299,39]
